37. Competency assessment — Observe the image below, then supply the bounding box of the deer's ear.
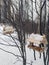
[42,35,46,38]
[3,26,5,31]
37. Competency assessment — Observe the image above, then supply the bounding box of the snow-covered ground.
[0,25,44,65]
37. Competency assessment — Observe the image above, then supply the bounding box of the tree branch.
[0,48,21,58]
[35,0,40,16]
[0,43,17,47]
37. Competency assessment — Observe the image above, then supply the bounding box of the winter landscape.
[0,0,49,65]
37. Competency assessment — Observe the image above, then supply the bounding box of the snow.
[0,25,44,65]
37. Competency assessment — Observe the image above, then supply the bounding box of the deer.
[3,25,15,34]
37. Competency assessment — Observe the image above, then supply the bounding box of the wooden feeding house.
[27,33,48,52]
[3,25,15,35]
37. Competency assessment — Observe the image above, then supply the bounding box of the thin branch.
[35,0,40,16]
[10,34,22,56]
[0,48,21,58]
[0,43,17,47]
[41,0,46,10]
[10,34,20,47]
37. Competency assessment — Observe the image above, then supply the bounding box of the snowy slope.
[0,25,44,65]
